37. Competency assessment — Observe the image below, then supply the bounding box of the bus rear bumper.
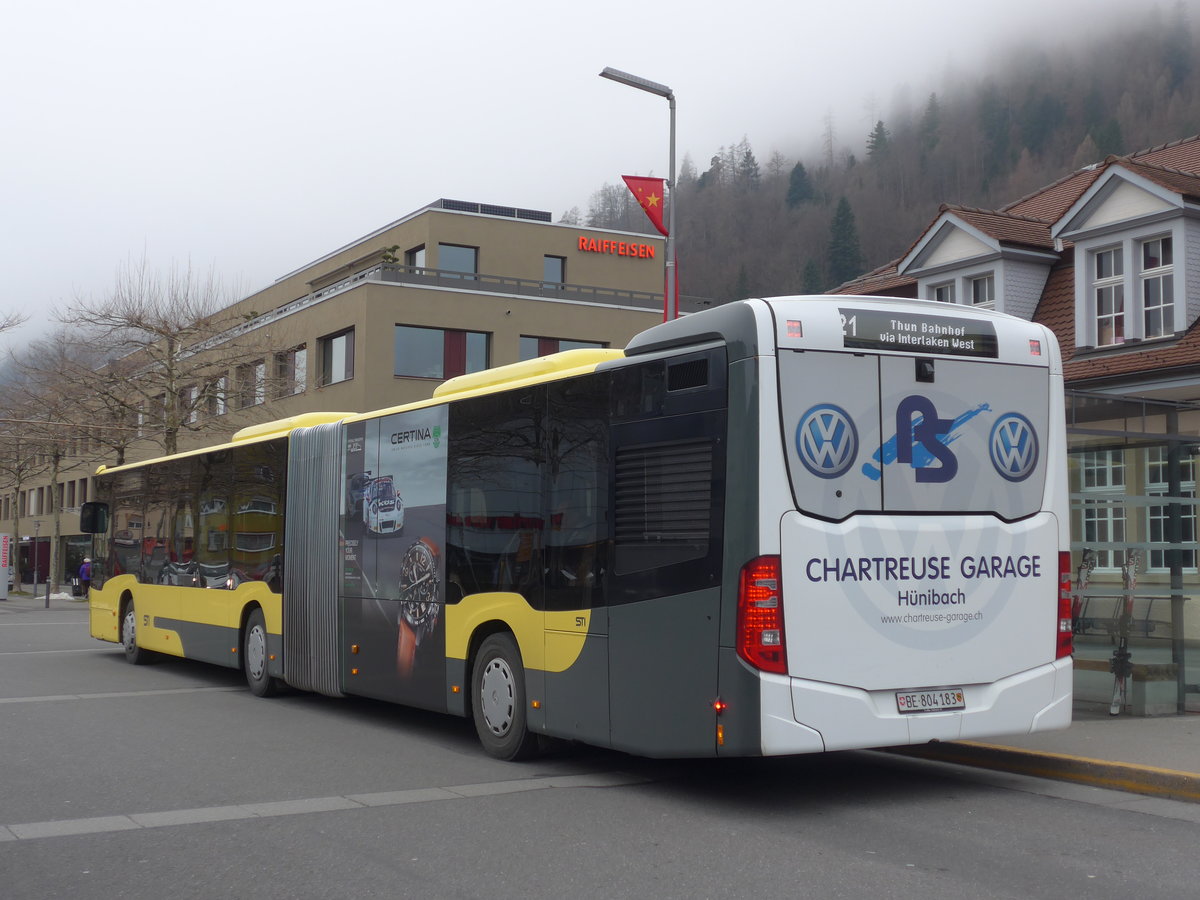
[759,658,1072,756]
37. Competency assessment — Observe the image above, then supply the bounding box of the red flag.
[622,176,669,236]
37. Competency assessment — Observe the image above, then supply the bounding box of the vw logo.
[796,404,858,478]
[990,413,1039,482]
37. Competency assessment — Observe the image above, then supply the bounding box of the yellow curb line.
[885,740,1200,804]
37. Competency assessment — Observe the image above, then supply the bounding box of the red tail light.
[737,556,787,674]
[1057,551,1073,659]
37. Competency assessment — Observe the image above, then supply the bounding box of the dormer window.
[1141,236,1174,338]
[932,282,955,303]
[1093,246,1125,346]
[970,274,995,307]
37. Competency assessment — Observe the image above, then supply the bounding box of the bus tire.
[121,599,153,666]
[472,633,539,761]
[243,608,278,697]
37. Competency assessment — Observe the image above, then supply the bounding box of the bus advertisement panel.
[341,406,448,709]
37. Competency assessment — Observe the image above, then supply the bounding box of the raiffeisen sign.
[576,236,657,259]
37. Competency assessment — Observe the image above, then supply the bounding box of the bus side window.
[447,388,546,608]
[545,375,609,613]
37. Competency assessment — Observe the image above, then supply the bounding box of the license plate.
[896,688,965,714]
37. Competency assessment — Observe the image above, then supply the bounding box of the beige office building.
[8,199,678,584]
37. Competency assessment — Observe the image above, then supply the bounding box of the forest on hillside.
[568,3,1200,303]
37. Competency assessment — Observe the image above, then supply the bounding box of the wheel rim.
[122,609,136,653]
[246,623,267,681]
[479,657,516,737]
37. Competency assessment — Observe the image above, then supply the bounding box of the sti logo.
[796,404,859,478]
[990,413,1039,481]
[896,395,958,484]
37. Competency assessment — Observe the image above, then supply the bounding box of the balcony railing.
[309,262,710,312]
[194,263,714,358]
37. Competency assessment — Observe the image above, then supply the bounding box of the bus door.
[606,352,727,757]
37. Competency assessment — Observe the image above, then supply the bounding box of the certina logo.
[796,404,858,478]
[990,413,1039,481]
[390,427,432,445]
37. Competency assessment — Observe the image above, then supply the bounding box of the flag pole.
[666,91,676,320]
[599,67,678,320]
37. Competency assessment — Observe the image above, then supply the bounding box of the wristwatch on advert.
[399,538,440,647]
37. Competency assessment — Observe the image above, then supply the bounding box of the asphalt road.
[3,599,1199,900]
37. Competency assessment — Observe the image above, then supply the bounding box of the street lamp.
[599,66,677,320]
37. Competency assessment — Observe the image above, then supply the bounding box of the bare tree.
[7,334,104,592]
[0,311,26,335]
[0,401,45,576]
[56,257,273,458]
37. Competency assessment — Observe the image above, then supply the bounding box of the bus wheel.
[472,633,539,761]
[121,600,151,665]
[243,608,277,697]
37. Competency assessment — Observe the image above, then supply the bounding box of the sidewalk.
[893,700,1200,803]
[4,589,1196,801]
[0,587,83,611]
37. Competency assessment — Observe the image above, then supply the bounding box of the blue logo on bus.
[797,404,858,478]
[990,413,1039,481]
[895,395,958,483]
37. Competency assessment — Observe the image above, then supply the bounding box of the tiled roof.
[1031,256,1076,346]
[1114,158,1200,201]
[1131,134,1200,172]
[1002,169,1103,220]
[943,205,1055,250]
[835,261,913,295]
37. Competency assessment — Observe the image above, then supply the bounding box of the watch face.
[399,540,440,630]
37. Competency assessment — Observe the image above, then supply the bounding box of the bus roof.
[93,349,627,477]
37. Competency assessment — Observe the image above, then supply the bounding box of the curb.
[887,741,1200,804]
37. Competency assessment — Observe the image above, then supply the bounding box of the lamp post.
[599,66,677,320]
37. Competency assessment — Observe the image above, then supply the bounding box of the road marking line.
[0,648,114,655]
[2,772,650,841]
[0,686,242,704]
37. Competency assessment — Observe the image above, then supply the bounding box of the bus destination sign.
[839,307,998,358]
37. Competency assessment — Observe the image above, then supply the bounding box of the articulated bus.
[83,296,1072,760]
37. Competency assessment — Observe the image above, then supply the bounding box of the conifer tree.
[866,120,890,159]
[801,259,824,295]
[785,162,814,208]
[827,197,864,287]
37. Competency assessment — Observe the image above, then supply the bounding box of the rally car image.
[363,475,404,536]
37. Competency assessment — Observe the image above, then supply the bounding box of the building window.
[1145,445,1196,572]
[519,336,606,361]
[405,245,426,268]
[932,282,955,303]
[1077,449,1126,571]
[1141,236,1174,338]
[206,377,228,417]
[320,329,355,385]
[237,360,266,408]
[543,255,566,285]
[179,385,199,425]
[438,244,478,279]
[274,344,307,397]
[79,479,88,505]
[394,325,488,379]
[970,273,994,306]
[1093,246,1125,346]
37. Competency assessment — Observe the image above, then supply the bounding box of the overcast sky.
[2,0,1134,348]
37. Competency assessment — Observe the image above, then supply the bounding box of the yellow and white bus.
[83,295,1072,760]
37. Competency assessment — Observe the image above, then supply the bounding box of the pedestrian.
[79,557,92,595]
